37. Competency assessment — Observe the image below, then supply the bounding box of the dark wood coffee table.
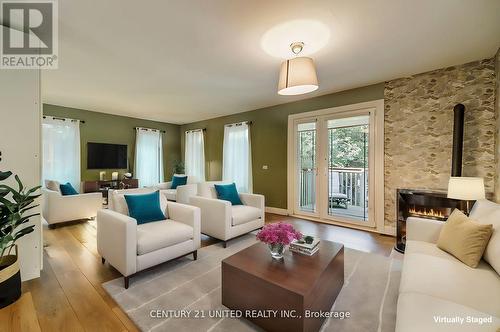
[222,240,344,332]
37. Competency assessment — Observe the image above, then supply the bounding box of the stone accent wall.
[495,49,500,203]
[384,58,496,226]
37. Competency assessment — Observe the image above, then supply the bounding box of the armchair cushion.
[231,205,262,226]
[136,220,193,255]
[59,182,78,196]
[162,189,177,201]
[124,191,166,225]
[171,175,188,189]
[214,183,243,205]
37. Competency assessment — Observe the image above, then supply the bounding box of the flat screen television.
[87,142,127,169]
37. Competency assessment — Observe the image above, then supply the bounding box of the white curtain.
[185,130,205,182]
[42,116,81,190]
[134,128,164,187]
[222,122,252,193]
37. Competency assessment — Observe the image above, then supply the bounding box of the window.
[134,128,163,187]
[42,116,81,190]
[185,129,205,181]
[222,122,252,193]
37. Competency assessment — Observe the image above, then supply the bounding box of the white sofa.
[98,188,201,288]
[189,181,264,247]
[153,175,198,204]
[42,187,102,227]
[396,199,500,332]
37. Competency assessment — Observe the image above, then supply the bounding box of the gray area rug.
[103,234,402,332]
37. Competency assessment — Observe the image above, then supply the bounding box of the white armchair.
[42,188,102,227]
[98,188,200,288]
[153,175,198,204]
[190,181,264,247]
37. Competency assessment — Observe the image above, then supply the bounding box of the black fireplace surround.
[395,188,467,253]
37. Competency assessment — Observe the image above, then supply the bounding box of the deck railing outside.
[299,167,368,212]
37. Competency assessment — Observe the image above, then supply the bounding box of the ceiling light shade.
[447,177,485,201]
[278,57,318,95]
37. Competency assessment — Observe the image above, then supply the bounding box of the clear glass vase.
[268,243,286,260]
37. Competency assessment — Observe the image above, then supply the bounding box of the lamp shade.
[447,177,485,200]
[278,57,318,95]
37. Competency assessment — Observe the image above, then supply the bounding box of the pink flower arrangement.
[256,223,302,245]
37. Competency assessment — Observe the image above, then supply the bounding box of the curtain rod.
[43,115,85,124]
[225,120,252,127]
[134,126,166,133]
[185,128,206,133]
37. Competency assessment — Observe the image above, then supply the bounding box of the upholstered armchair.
[189,181,264,247]
[153,175,198,204]
[98,188,201,288]
[42,187,102,227]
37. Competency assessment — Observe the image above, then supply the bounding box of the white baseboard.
[265,207,289,215]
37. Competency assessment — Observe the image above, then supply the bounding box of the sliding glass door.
[291,110,375,227]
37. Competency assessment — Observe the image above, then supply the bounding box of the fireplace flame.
[409,207,445,219]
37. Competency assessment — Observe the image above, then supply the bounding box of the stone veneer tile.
[495,48,500,202]
[384,58,496,226]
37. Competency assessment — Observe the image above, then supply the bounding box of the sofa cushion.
[470,199,500,275]
[137,220,193,255]
[401,242,500,317]
[437,209,493,268]
[405,240,461,263]
[231,205,261,226]
[396,292,499,332]
[161,189,177,201]
[124,191,166,225]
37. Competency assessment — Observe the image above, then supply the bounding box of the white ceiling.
[42,0,500,124]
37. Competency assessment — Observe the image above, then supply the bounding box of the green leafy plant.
[304,235,314,244]
[172,160,185,175]
[0,171,41,262]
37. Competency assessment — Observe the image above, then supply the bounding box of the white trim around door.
[287,99,386,234]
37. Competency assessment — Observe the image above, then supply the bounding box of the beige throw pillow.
[437,209,493,268]
[45,180,61,194]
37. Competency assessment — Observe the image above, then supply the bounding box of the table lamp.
[447,177,485,215]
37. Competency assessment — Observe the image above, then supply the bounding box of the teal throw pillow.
[214,183,243,205]
[124,191,166,224]
[171,175,188,189]
[59,182,78,196]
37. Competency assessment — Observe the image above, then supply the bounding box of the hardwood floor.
[6,213,394,332]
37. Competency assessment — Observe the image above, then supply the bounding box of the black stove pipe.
[451,103,465,177]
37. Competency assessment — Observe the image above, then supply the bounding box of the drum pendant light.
[278,42,319,95]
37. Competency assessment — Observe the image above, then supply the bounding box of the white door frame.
[291,116,320,218]
[287,99,385,233]
[319,110,375,227]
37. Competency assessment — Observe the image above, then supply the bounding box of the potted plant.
[172,160,185,175]
[0,171,40,309]
[256,223,302,260]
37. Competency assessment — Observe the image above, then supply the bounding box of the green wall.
[44,83,384,206]
[43,104,181,182]
[180,83,385,209]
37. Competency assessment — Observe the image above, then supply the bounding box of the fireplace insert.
[395,188,466,253]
